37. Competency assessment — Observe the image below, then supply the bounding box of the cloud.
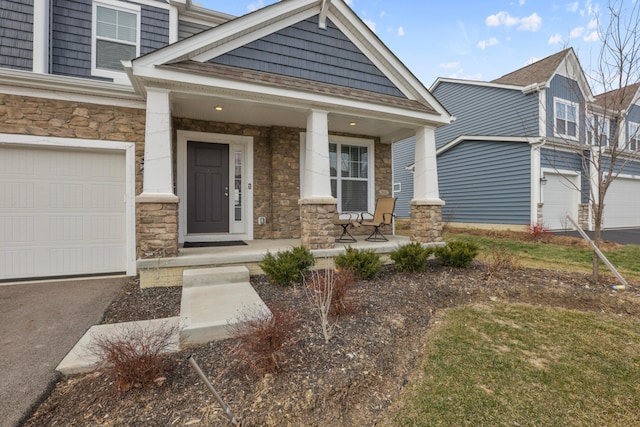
[486,11,542,31]
[363,19,376,33]
[548,33,563,45]
[477,37,499,49]
[569,26,585,38]
[519,0,526,5]
[518,13,542,31]
[566,1,579,12]
[440,62,461,69]
[397,26,404,36]
[587,18,598,29]
[247,0,264,12]
[380,11,386,18]
[526,57,541,65]
[449,71,483,81]
[584,30,600,42]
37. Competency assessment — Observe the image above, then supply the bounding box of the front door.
[187,141,229,234]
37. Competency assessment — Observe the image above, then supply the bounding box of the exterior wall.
[51,0,170,81]
[438,140,531,225]
[432,81,539,149]
[0,0,34,71]
[545,74,586,141]
[541,146,588,203]
[178,19,211,40]
[392,136,414,218]
[210,15,405,98]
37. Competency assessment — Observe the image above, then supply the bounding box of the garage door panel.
[604,178,640,228]
[542,173,580,230]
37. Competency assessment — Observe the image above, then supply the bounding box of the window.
[92,1,140,79]
[329,141,373,212]
[587,114,609,146]
[629,122,640,151]
[554,99,579,140]
[393,182,402,193]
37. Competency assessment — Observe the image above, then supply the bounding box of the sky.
[193,0,624,91]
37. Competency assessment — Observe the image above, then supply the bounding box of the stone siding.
[410,203,444,243]
[578,203,589,230]
[270,126,302,238]
[300,201,337,249]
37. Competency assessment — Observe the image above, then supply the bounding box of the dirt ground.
[24,235,640,426]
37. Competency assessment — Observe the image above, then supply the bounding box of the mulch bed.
[24,261,640,426]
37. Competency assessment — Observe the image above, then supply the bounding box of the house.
[0,0,451,283]
[393,48,640,231]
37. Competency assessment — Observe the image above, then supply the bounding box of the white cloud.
[569,26,585,38]
[380,11,386,18]
[526,57,541,65]
[397,26,404,36]
[587,18,598,29]
[440,62,461,69]
[548,33,563,45]
[584,30,600,42]
[566,1,579,12]
[247,0,264,12]
[486,11,542,31]
[363,19,376,33]
[477,37,499,49]
[519,0,526,5]
[518,13,542,31]
[449,71,483,81]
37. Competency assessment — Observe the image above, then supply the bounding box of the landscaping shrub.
[334,246,382,280]
[228,305,297,376]
[390,242,434,272]
[528,223,553,241]
[483,245,521,277]
[259,246,315,286]
[90,321,177,392]
[307,268,356,317]
[434,241,479,268]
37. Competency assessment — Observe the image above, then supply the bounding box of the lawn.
[384,302,640,426]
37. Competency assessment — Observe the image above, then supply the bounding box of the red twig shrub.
[529,223,553,241]
[308,269,356,316]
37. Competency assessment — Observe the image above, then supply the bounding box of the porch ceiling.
[170,92,416,143]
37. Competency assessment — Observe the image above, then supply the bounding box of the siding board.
[0,0,33,70]
[392,137,415,218]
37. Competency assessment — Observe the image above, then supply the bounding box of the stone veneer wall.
[410,203,444,243]
[300,201,337,249]
[269,126,302,239]
[578,203,589,230]
[137,202,178,258]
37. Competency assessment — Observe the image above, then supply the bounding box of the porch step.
[179,266,270,347]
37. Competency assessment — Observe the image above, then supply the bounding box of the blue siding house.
[394,48,640,231]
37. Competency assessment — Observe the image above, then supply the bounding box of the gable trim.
[437,135,540,155]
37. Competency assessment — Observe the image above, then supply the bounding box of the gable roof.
[593,82,640,111]
[491,48,572,86]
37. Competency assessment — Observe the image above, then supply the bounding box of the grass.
[386,303,640,426]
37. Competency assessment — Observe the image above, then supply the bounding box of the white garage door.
[0,145,127,280]
[603,177,640,228]
[542,172,580,230]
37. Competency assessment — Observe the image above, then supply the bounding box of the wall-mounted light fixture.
[540,176,548,185]
[349,121,357,126]
[214,106,224,111]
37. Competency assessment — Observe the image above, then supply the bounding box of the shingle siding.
[178,20,210,41]
[0,0,34,70]
[392,137,415,218]
[210,16,405,98]
[140,5,169,54]
[540,147,589,203]
[432,82,539,150]
[438,141,531,224]
[546,74,586,140]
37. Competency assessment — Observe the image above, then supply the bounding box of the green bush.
[259,246,315,286]
[335,246,382,280]
[434,241,479,268]
[390,242,434,272]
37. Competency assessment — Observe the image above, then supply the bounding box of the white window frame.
[393,182,402,193]
[587,114,610,146]
[628,122,640,151]
[91,0,141,83]
[554,98,579,141]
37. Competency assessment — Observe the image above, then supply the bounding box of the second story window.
[628,122,640,151]
[554,99,579,140]
[587,114,610,146]
[92,1,140,80]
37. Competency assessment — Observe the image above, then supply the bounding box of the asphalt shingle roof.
[491,48,572,87]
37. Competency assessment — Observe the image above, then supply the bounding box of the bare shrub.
[483,246,521,278]
[90,321,177,392]
[228,305,298,376]
[305,264,351,343]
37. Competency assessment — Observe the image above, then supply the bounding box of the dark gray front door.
[187,141,229,234]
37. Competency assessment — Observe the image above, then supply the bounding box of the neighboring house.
[394,48,640,231]
[0,0,451,282]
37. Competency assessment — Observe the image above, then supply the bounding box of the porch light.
[214,106,224,111]
[540,176,548,185]
[349,121,357,126]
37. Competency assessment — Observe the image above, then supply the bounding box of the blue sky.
[194,0,611,89]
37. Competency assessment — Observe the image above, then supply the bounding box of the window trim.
[628,122,640,151]
[91,0,141,82]
[587,113,610,146]
[553,97,579,141]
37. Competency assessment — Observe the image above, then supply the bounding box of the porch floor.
[137,235,414,287]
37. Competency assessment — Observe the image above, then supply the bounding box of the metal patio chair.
[359,197,397,242]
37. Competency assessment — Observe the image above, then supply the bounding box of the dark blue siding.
[540,147,589,203]
[392,137,415,218]
[210,16,405,98]
[0,0,34,70]
[51,0,169,80]
[432,81,539,149]
[179,20,210,41]
[438,140,531,224]
[545,74,586,141]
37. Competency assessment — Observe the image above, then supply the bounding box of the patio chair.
[334,212,360,243]
[359,197,397,242]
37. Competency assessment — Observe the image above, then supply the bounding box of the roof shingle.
[491,48,572,87]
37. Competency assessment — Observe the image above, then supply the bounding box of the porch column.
[136,87,179,259]
[410,126,445,243]
[300,109,338,249]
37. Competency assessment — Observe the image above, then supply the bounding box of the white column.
[302,109,334,200]
[412,126,444,204]
[33,0,50,74]
[531,143,542,225]
[138,87,177,201]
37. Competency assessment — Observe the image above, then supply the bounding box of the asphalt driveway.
[555,228,640,245]
[0,277,128,427]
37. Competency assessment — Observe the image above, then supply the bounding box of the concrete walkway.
[0,277,127,427]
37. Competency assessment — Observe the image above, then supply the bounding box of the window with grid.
[94,2,139,73]
[587,114,609,146]
[555,99,579,140]
[330,143,370,212]
[629,122,640,151]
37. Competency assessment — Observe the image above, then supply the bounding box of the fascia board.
[553,54,594,102]
[436,135,535,155]
[134,65,449,126]
[431,77,526,93]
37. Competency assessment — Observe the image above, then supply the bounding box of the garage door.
[603,177,640,228]
[542,172,580,230]
[0,145,127,280]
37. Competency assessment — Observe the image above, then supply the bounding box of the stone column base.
[578,203,590,230]
[299,198,338,250]
[136,195,179,258]
[410,200,444,243]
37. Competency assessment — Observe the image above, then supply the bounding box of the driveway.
[555,228,640,245]
[0,277,128,427]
